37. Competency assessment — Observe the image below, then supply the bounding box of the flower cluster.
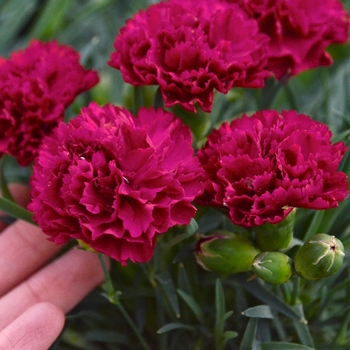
[0,39,99,166]
[109,0,349,112]
[232,0,350,79]
[196,110,349,227]
[108,0,270,112]
[28,103,204,265]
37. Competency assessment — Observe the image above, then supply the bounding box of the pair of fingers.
[0,184,107,349]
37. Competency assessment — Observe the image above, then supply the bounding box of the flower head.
[108,0,270,112]
[196,110,349,227]
[0,39,99,166]
[228,0,350,79]
[28,103,204,265]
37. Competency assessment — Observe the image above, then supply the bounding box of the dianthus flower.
[28,103,204,265]
[226,0,350,79]
[196,110,349,227]
[0,39,99,166]
[108,1,270,112]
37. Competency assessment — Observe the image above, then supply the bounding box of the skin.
[0,184,107,349]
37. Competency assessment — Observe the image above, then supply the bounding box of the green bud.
[255,208,297,251]
[252,252,293,284]
[195,231,261,275]
[294,233,345,280]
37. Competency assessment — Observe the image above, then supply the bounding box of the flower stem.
[290,276,300,306]
[98,254,151,350]
[0,155,15,202]
[0,197,35,225]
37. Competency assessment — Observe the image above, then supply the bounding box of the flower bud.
[255,208,297,251]
[195,231,260,275]
[294,233,345,280]
[252,252,293,284]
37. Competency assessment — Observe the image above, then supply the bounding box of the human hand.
[0,184,106,350]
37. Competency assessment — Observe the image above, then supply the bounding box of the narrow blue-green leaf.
[0,197,34,225]
[231,275,303,322]
[177,289,204,324]
[261,342,314,350]
[156,271,180,318]
[223,331,238,346]
[186,218,199,235]
[215,279,233,350]
[291,304,315,348]
[177,264,193,297]
[165,219,198,249]
[215,279,226,326]
[157,322,195,334]
[239,318,258,350]
[242,305,274,319]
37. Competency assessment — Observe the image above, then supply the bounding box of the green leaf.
[215,279,234,350]
[164,219,198,249]
[156,271,180,318]
[177,289,204,324]
[186,218,199,235]
[291,304,315,348]
[28,0,72,39]
[230,274,303,322]
[0,0,37,51]
[261,342,315,350]
[157,322,195,334]
[239,318,258,350]
[223,331,238,344]
[242,305,274,319]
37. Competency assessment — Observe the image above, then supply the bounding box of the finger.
[0,249,106,330]
[0,302,65,350]
[0,183,31,232]
[0,220,62,296]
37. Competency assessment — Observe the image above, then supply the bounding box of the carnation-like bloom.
[28,103,204,265]
[196,110,349,227]
[108,1,270,112]
[227,0,350,79]
[0,39,99,166]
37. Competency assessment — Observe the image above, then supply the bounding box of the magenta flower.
[0,39,99,166]
[196,110,349,227]
[228,0,350,79]
[108,1,270,112]
[28,103,204,265]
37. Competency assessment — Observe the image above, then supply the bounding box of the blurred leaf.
[215,279,235,350]
[177,289,204,324]
[291,304,315,348]
[261,342,314,350]
[231,275,304,322]
[28,0,72,39]
[157,322,195,334]
[239,318,258,350]
[242,305,274,319]
[0,0,37,52]
[156,271,180,318]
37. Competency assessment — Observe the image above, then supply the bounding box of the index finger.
[0,220,62,296]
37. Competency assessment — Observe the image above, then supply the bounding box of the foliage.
[1,1,350,349]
